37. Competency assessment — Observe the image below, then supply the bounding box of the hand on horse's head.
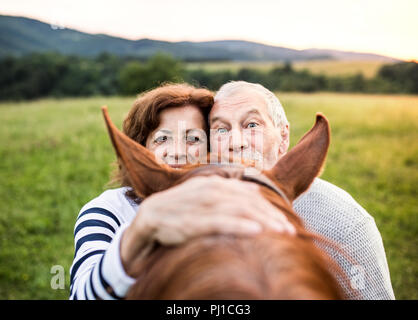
[120,174,295,277]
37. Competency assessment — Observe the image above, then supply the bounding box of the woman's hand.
[120,175,295,277]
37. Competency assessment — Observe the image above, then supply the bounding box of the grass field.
[0,93,417,299]
[186,60,392,78]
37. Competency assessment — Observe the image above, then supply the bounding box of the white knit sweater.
[69,178,395,300]
[293,178,395,299]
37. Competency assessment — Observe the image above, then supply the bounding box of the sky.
[1,0,417,61]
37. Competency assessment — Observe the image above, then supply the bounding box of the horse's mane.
[126,233,343,299]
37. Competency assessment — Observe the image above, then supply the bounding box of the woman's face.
[145,105,208,168]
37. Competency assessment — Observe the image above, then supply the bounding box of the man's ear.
[101,106,187,198]
[265,113,330,202]
[278,124,290,155]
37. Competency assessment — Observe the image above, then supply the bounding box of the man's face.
[209,90,286,170]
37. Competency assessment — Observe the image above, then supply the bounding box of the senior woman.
[69,83,292,300]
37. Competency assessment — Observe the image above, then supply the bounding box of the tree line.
[0,52,417,100]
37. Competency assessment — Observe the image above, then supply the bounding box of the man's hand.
[120,175,295,276]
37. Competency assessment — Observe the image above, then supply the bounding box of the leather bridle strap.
[241,171,291,206]
[191,163,292,206]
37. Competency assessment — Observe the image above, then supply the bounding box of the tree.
[118,53,184,95]
[378,61,418,94]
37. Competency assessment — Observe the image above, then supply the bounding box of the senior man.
[207,81,395,299]
[70,81,395,300]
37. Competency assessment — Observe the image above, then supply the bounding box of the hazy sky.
[1,0,417,60]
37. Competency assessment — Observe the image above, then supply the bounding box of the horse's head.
[101,106,348,299]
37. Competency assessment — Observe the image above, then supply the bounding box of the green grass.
[186,60,392,78]
[0,93,416,299]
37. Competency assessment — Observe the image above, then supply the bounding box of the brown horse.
[102,106,351,299]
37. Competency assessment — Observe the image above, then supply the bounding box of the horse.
[101,106,352,299]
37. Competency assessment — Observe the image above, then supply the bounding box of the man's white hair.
[214,81,289,129]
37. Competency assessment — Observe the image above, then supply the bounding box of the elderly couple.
[69,81,395,300]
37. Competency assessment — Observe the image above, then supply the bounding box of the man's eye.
[246,122,259,129]
[217,128,228,134]
[154,136,167,143]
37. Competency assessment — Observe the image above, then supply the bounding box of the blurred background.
[0,0,416,299]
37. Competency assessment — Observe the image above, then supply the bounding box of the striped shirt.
[69,178,395,300]
[69,187,139,299]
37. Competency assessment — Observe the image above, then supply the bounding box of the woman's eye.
[186,135,201,143]
[217,128,228,134]
[246,122,259,129]
[154,135,167,143]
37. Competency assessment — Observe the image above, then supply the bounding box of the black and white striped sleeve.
[69,207,136,300]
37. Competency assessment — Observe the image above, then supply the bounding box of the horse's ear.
[101,106,187,198]
[265,113,330,202]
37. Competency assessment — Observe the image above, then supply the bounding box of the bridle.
[190,164,292,206]
[241,167,292,206]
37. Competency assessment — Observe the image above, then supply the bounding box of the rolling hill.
[0,14,400,62]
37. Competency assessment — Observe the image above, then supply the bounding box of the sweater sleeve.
[293,179,395,300]
[333,215,395,300]
[69,207,136,300]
